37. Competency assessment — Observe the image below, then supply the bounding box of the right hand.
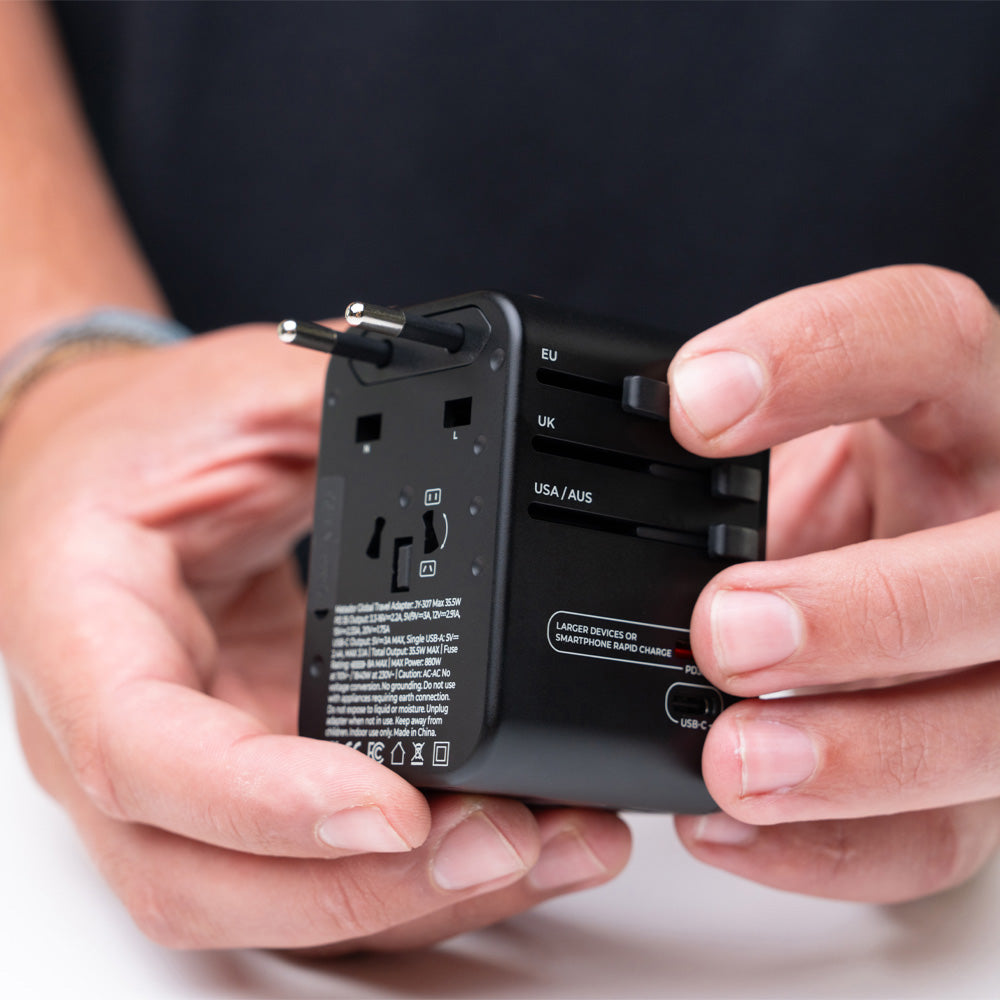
[0,323,631,951]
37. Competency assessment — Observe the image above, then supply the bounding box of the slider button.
[711,464,763,503]
[621,375,670,422]
[707,524,761,561]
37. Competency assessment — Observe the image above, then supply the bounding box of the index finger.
[667,265,1000,460]
[12,541,432,860]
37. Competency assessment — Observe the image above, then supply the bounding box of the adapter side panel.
[465,298,768,812]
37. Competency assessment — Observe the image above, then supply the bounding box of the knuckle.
[113,864,205,949]
[215,794,290,857]
[308,863,394,942]
[872,707,936,794]
[915,802,1000,898]
[795,813,964,901]
[786,288,864,383]
[215,735,305,854]
[908,809,965,898]
[15,732,56,795]
[799,820,858,887]
[895,266,998,409]
[912,265,995,367]
[9,688,64,797]
[62,717,127,822]
[128,889,194,950]
[856,558,936,664]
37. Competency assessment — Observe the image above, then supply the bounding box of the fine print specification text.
[325,597,462,768]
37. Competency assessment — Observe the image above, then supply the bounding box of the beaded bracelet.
[0,309,192,424]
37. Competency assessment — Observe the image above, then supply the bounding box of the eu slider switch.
[622,375,670,422]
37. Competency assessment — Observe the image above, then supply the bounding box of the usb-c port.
[665,682,723,725]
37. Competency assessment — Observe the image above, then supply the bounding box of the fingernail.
[432,811,528,891]
[528,829,607,892]
[317,806,411,852]
[672,351,765,438]
[711,590,803,676]
[692,813,758,846]
[739,720,818,796]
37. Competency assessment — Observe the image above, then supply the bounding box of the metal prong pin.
[277,319,392,367]
[345,301,465,353]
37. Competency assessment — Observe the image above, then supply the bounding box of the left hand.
[0,323,630,952]
[669,265,1000,902]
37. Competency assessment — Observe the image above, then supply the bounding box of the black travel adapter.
[282,292,768,813]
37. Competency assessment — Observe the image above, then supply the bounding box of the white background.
[4,672,999,1000]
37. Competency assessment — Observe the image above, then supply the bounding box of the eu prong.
[277,319,392,367]
[345,301,465,353]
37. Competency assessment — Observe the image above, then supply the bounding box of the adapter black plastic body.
[299,292,768,812]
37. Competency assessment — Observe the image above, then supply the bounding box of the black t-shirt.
[51,1,1000,335]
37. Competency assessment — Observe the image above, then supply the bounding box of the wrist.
[0,308,192,425]
[0,310,193,477]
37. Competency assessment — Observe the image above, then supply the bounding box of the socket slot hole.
[366,516,386,559]
[422,511,440,554]
[443,396,473,428]
[391,537,413,593]
[355,413,382,443]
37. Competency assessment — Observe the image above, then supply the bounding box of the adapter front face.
[297,292,768,813]
[299,295,517,784]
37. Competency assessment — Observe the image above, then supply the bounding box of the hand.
[0,324,630,950]
[668,265,1000,903]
